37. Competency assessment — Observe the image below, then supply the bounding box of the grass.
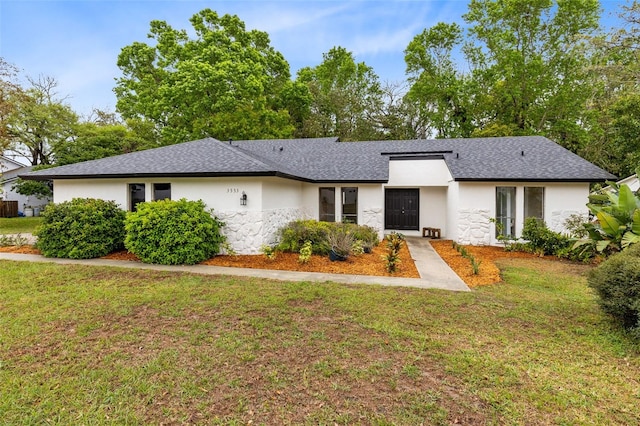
[1,257,639,424]
[0,216,43,234]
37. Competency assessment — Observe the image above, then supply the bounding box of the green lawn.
[0,258,638,425]
[0,216,43,234]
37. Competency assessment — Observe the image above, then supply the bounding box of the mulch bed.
[429,239,543,287]
[1,240,571,287]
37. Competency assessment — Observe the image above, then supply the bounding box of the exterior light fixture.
[240,191,247,206]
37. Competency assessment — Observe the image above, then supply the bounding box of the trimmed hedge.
[124,199,225,265]
[588,243,640,337]
[35,198,126,259]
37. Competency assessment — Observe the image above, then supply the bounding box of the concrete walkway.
[0,236,470,292]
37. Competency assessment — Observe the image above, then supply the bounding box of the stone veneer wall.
[457,208,491,245]
[549,210,586,234]
[362,207,384,238]
[216,208,307,254]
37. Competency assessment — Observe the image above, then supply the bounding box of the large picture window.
[524,187,544,221]
[319,187,335,222]
[153,183,171,201]
[341,187,358,224]
[496,187,516,238]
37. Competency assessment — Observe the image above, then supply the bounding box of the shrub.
[278,219,331,254]
[383,232,405,273]
[588,243,640,337]
[327,223,355,258]
[352,225,379,252]
[298,240,312,264]
[35,198,126,259]
[521,217,570,256]
[260,244,278,260]
[124,199,225,265]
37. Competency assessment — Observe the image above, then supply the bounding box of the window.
[319,187,335,222]
[524,187,544,221]
[153,183,171,201]
[341,187,358,224]
[496,187,516,238]
[129,183,145,212]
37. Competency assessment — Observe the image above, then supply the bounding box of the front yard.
[1,258,638,424]
[0,216,43,234]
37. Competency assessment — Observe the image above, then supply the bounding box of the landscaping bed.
[0,238,573,287]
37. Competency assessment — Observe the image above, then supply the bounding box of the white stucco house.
[21,136,615,254]
[616,173,639,192]
[1,155,51,215]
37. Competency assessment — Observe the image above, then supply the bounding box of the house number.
[227,188,240,193]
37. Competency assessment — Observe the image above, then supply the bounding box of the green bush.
[278,219,331,254]
[588,243,640,337]
[124,199,225,265]
[521,217,570,256]
[35,198,126,259]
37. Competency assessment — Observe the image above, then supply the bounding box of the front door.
[385,189,419,230]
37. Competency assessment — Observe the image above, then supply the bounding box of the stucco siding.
[388,159,452,186]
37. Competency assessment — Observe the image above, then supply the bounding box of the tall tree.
[0,58,22,152]
[582,1,640,177]
[54,118,158,166]
[296,47,383,141]
[462,0,600,151]
[6,76,77,165]
[115,9,302,144]
[404,22,473,138]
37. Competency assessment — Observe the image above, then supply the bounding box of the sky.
[0,0,630,117]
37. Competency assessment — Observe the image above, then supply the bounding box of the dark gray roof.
[22,135,616,183]
[1,165,34,182]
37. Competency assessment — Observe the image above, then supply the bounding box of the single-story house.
[22,136,616,254]
[1,155,51,215]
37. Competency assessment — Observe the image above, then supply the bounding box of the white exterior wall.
[455,182,591,245]
[385,159,452,237]
[52,177,308,255]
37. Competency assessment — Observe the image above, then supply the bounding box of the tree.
[0,58,22,152]
[296,47,384,141]
[581,1,640,176]
[6,76,77,165]
[404,23,474,138]
[115,9,301,144]
[462,0,600,151]
[54,116,159,166]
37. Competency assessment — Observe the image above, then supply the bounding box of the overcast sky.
[0,0,628,117]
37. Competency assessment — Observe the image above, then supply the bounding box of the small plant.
[564,213,590,238]
[352,225,379,253]
[470,256,482,275]
[521,217,570,256]
[327,223,355,260]
[382,232,404,273]
[260,244,278,260]
[351,240,365,256]
[298,240,312,264]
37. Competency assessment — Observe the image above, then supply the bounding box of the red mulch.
[1,240,577,287]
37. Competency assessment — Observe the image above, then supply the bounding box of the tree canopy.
[115,9,304,144]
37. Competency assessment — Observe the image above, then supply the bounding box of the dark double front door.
[385,189,419,230]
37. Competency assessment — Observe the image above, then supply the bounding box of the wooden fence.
[0,200,19,218]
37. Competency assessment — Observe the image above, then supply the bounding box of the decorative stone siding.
[262,208,307,247]
[216,208,306,255]
[362,207,384,238]
[549,210,587,234]
[457,209,491,245]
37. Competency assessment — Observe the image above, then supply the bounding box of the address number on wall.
[226,188,240,193]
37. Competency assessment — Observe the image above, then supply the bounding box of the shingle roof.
[22,135,616,183]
